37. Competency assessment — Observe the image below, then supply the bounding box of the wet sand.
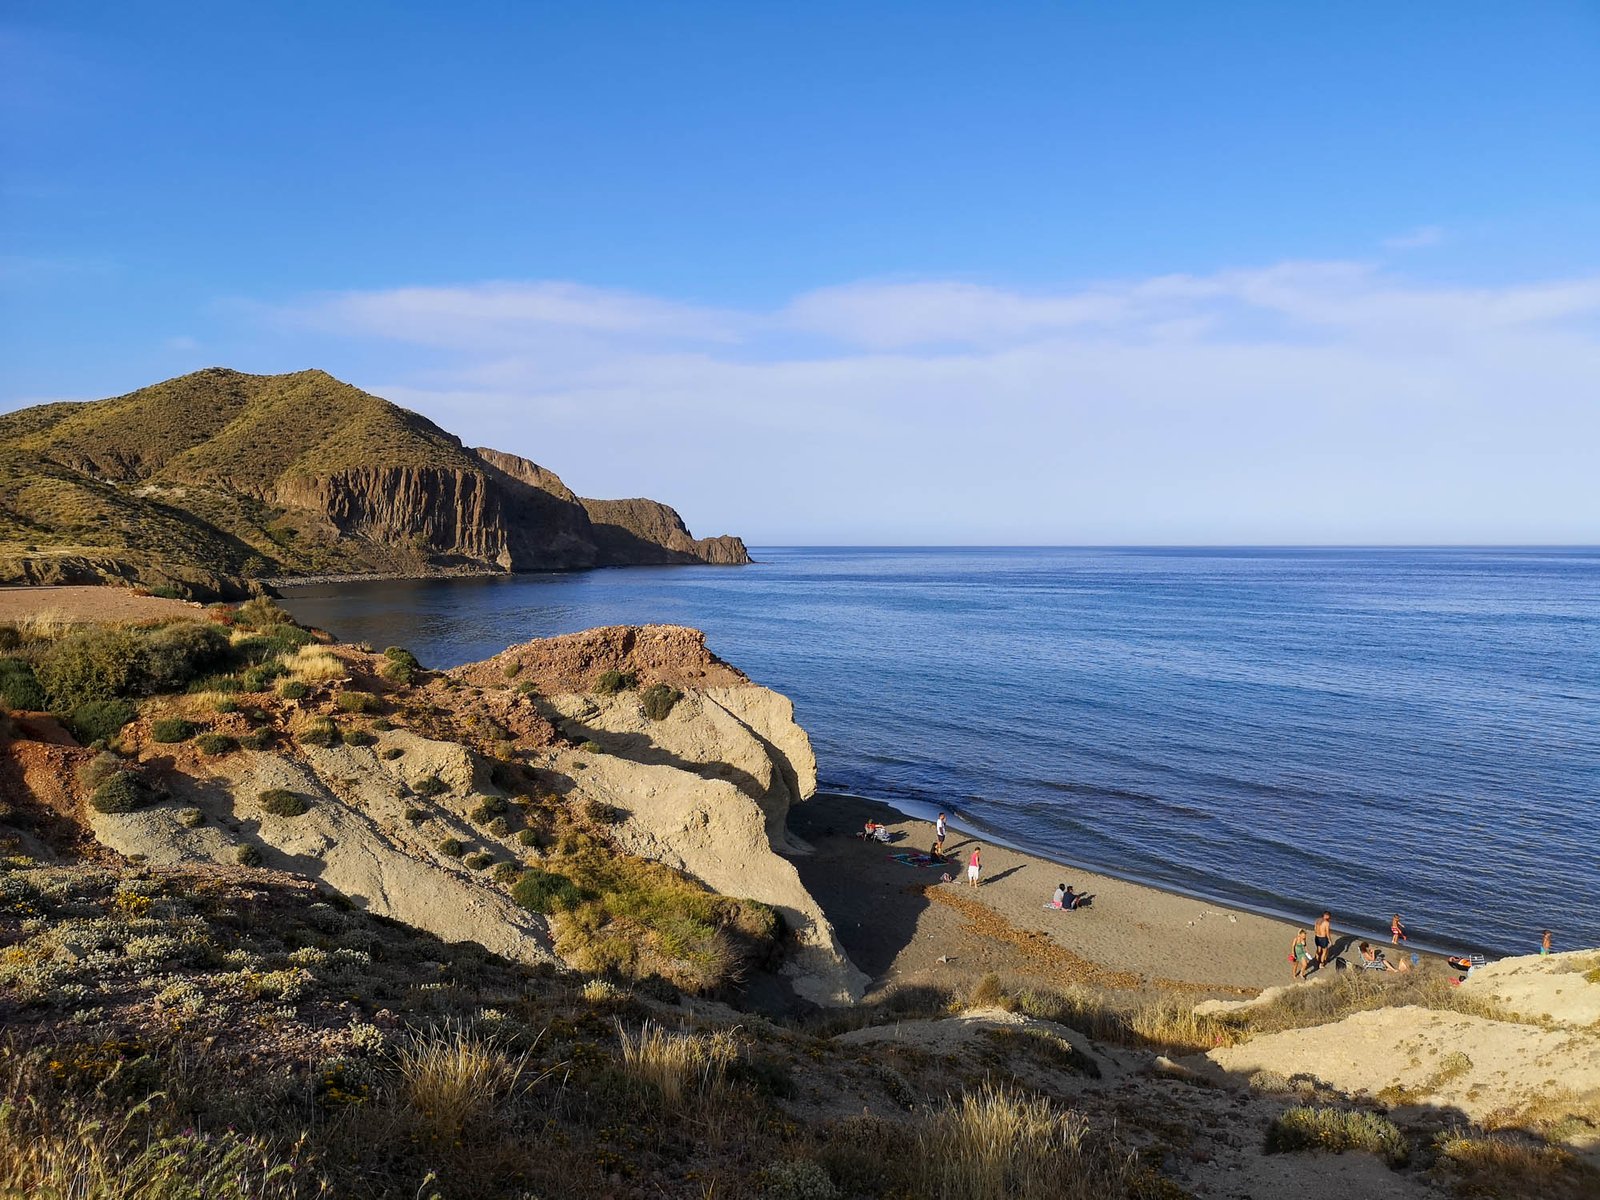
[789,793,1404,999]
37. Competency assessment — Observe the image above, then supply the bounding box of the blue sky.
[4,2,1598,543]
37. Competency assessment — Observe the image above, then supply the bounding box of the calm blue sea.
[280,547,1600,957]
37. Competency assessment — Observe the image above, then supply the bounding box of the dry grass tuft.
[0,1092,300,1199]
[285,646,344,683]
[913,1082,1137,1200]
[1436,1130,1600,1199]
[615,1020,739,1112]
[397,1021,532,1143]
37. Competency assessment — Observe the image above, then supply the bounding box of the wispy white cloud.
[260,261,1600,542]
[1383,225,1446,250]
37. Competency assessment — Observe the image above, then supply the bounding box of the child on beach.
[1291,930,1310,979]
[967,847,982,888]
[1541,929,1553,955]
[1391,914,1407,945]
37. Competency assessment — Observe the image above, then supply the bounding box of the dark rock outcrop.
[580,497,752,566]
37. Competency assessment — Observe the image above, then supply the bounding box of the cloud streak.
[260,260,1600,543]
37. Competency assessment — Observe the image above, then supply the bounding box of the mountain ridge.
[0,367,749,596]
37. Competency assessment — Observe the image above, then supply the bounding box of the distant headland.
[0,367,748,599]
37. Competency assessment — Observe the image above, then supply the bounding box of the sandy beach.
[790,792,1418,999]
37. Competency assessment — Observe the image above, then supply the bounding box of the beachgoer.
[1391,914,1407,945]
[967,846,982,888]
[1050,883,1067,909]
[1291,930,1310,979]
[927,842,943,864]
[1313,911,1332,968]
[935,812,948,852]
[1541,929,1553,955]
[1360,941,1395,971]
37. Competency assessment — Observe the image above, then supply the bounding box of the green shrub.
[235,844,263,867]
[641,683,682,721]
[515,828,540,848]
[90,773,152,814]
[337,690,378,714]
[402,806,427,823]
[257,623,314,653]
[492,861,523,884]
[259,789,310,817]
[195,732,237,755]
[296,719,340,748]
[469,796,508,824]
[383,646,420,667]
[381,746,404,760]
[510,868,584,914]
[151,717,196,743]
[380,647,420,686]
[0,625,21,652]
[579,739,604,754]
[278,680,309,700]
[515,681,539,696]
[69,698,136,744]
[594,669,637,696]
[149,585,184,600]
[212,696,239,714]
[240,662,286,690]
[464,852,494,870]
[438,837,466,858]
[75,750,125,791]
[235,597,292,628]
[178,806,205,827]
[486,815,511,836]
[1266,1107,1408,1165]
[187,674,242,694]
[0,658,45,710]
[140,621,232,692]
[241,726,275,750]
[584,797,621,824]
[414,775,448,797]
[343,729,377,747]
[36,627,144,709]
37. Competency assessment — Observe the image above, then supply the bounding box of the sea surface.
[281,547,1600,957]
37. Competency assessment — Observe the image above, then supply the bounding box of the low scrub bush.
[75,750,125,791]
[89,773,153,814]
[151,717,196,743]
[414,775,449,797]
[381,746,404,760]
[464,852,494,871]
[510,868,584,913]
[195,732,237,756]
[234,844,263,867]
[234,597,292,628]
[140,621,232,693]
[241,727,276,750]
[343,729,377,747]
[641,682,682,721]
[186,674,242,695]
[0,658,45,710]
[68,698,136,744]
[380,647,420,685]
[259,789,310,818]
[469,796,508,824]
[594,669,637,695]
[286,646,344,683]
[438,837,467,858]
[1435,1131,1600,1199]
[294,718,340,748]
[492,861,523,884]
[36,627,144,709]
[277,679,309,700]
[1265,1106,1408,1165]
[336,689,378,714]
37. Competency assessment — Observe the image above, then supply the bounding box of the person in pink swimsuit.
[966,846,982,888]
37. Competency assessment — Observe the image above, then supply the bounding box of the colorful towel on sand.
[889,853,941,868]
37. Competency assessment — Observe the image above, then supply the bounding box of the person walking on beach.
[935,812,947,853]
[967,846,982,889]
[1313,911,1333,969]
[1291,930,1311,979]
[1391,914,1408,945]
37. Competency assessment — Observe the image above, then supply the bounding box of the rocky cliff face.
[580,497,751,565]
[0,368,750,588]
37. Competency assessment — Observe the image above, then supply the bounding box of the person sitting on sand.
[1359,941,1395,971]
[860,821,891,843]
[927,842,944,864]
[1064,885,1093,909]
[1541,929,1553,955]
[1050,883,1067,909]
[1291,930,1310,979]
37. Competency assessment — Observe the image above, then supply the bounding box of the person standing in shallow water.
[1313,911,1333,969]
[967,846,982,888]
[935,812,947,853]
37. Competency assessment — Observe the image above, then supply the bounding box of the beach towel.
[890,853,939,868]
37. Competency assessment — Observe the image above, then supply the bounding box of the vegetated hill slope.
[0,367,749,596]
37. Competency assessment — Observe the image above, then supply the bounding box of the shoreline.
[791,792,1440,997]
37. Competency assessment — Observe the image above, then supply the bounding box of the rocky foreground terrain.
[0,367,748,598]
[1,597,1596,1198]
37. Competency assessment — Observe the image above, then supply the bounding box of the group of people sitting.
[1049,882,1094,910]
